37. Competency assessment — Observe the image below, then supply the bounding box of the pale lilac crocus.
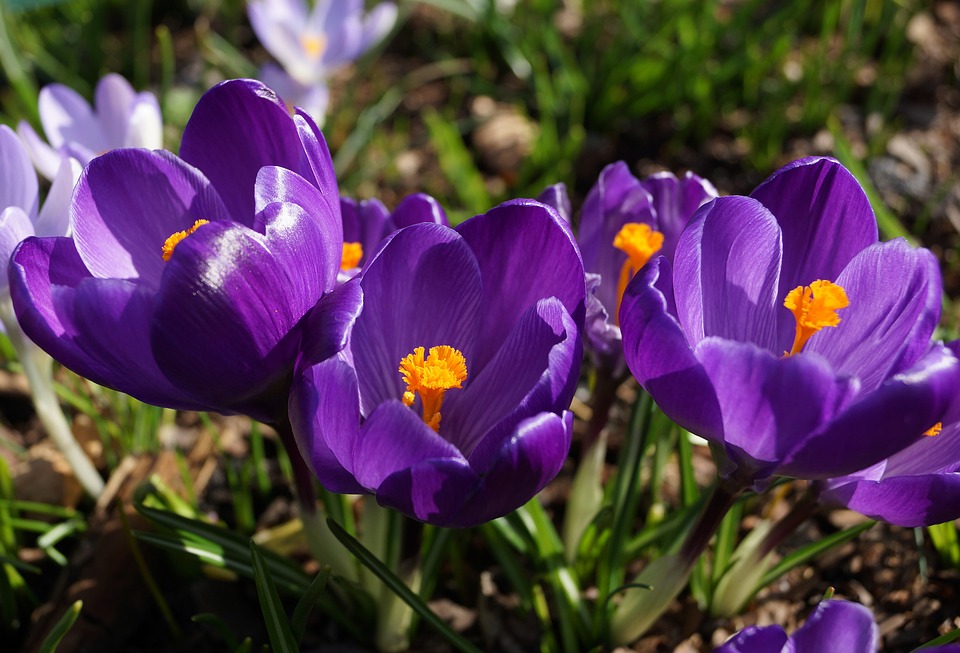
[248,0,397,120]
[17,73,162,181]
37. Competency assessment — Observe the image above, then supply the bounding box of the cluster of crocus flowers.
[10,79,343,423]
[248,0,398,121]
[17,74,162,180]
[619,156,960,488]
[291,200,585,527]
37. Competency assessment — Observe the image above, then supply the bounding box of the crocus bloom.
[539,163,717,375]
[248,0,397,119]
[291,200,585,527]
[620,157,960,486]
[17,73,162,181]
[10,79,344,422]
[338,192,447,280]
[715,600,877,653]
[818,340,960,527]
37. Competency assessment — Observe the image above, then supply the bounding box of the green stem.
[0,296,103,498]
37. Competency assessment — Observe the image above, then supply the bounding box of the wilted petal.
[71,149,228,287]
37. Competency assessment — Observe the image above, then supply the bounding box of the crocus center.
[613,222,664,324]
[399,345,468,432]
[300,33,327,60]
[341,242,363,270]
[924,422,943,437]
[783,279,849,355]
[162,219,210,262]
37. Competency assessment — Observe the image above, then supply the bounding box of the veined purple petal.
[444,297,579,457]
[640,171,717,263]
[536,183,571,223]
[10,236,209,410]
[150,217,313,420]
[293,109,339,214]
[70,149,228,288]
[351,223,482,417]
[0,125,38,218]
[620,257,723,440]
[780,342,960,479]
[673,196,782,352]
[446,411,573,528]
[806,239,941,392]
[376,457,478,526]
[391,193,448,228]
[297,278,363,368]
[456,199,585,372]
[697,338,859,482]
[787,600,878,653]
[751,158,878,315]
[578,162,654,317]
[822,472,960,527]
[289,356,365,494]
[179,79,315,224]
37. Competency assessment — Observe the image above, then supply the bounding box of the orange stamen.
[300,33,327,59]
[923,422,943,437]
[341,242,363,270]
[613,223,664,324]
[399,346,468,432]
[162,219,209,261]
[783,280,849,355]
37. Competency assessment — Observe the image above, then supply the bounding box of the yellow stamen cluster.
[399,346,468,432]
[783,279,849,356]
[613,223,664,324]
[300,33,328,59]
[341,242,364,270]
[924,422,943,437]
[162,219,210,262]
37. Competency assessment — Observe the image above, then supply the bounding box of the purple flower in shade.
[816,339,960,527]
[538,163,717,375]
[338,192,448,281]
[290,200,585,527]
[619,157,960,487]
[17,74,162,181]
[248,0,397,120]
[0,125,81,294]
[9,79,345,422]
[715,600,878,653]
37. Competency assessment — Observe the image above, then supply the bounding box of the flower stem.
[0,296,103,498]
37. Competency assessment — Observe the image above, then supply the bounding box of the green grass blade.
[38,600,82,653]
[249,541,299,653]
[326,517,483,653]
[914,628,960,650]
[927,522,960,569]
[290,566,331,643]
[760,520,875,588]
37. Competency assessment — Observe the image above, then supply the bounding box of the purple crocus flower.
[290,200,585,527]
[248,0,397,120]
[620,157,960,486]
[10,79,344,422]
[539,163,717,375]
[17,74,162,181]
[817,340,960,527]
[715,600,878,653]
[338,192,447,280]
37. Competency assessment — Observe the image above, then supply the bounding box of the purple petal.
[38,83,106,152]
[715,625,788,653]
[456,199,585,371]
[620,257,723,440]
[536,183,572,223]
[340,196,389,259]
[673,196,782,352]
[71,149,228,288]
[390,193,448,228]
[376,457,478,526]
[34,157,81,239]
[780,343,960,478]
[446,411,573,528]
[444,297,579,457]
[822,472,960,527]
[640,171,717,263]
[351,223,482,417]
[352,400,466,489]
[293,109,340,216]
[298,278,363,368]
[751,158,877,311]
[806,239,941,392]
[0,125,38,217]
[125,92,163,149]
[289,356,365,494]
[10,236,208,410]
[150,216,317,419]
[93,74,137,147]
[16,120,62,181]
[578,162,654,318]
[788,600,878,653]
[179,79,315,224]
[696,337,858,481]
[0,208,36,290]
